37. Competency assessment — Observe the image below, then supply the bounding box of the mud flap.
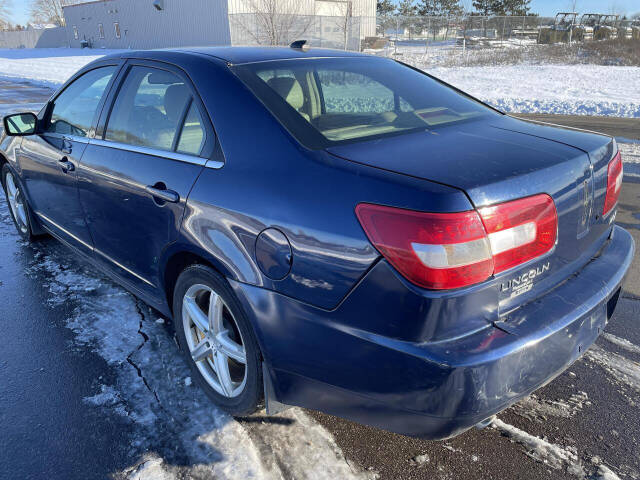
[263,362,290,416]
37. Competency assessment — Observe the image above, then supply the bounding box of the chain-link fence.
[226,14,590,57]
[227,14,564,52]
[369,15,640,68]
[376,15,556,50]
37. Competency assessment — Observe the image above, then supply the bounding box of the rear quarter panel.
[179,57,473,309]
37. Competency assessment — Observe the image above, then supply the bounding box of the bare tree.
[0,0,12,30]
[230,0,316,46]
[324,1,354,50]
[30,0,64,26]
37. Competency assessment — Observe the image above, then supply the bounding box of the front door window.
[45,66,117,137]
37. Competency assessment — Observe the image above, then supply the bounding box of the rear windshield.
[232,57,497,149]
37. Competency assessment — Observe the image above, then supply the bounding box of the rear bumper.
[231,226,635,439]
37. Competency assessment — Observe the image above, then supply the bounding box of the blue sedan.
[0,46,634,439]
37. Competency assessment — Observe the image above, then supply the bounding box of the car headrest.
[164,84,190,121]
[267,76,304,111]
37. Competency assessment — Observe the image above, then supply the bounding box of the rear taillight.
[355,205,494,289]
[478,195,557,274]
[603,151,623,216]
[356,194,557,290]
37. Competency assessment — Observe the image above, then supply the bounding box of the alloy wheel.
[5,171,28,234]
[182,284,248,398]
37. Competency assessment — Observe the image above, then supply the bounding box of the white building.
[62,0,375,50]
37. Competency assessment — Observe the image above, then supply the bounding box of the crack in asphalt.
[125,299,163,409]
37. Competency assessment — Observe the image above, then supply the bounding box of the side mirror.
[3,112,37,136]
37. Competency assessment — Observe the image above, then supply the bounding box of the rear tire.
[2,164,36,242]
[172,264,263,416]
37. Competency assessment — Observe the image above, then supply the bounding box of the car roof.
[100,46,370,65]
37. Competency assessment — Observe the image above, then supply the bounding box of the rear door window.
[106,66,189,151]
[176,102,206,155]
[105,66,206,155]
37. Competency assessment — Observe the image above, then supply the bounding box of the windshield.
[232,57,497,149]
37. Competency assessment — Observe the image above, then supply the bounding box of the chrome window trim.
[89,138,213,166]
[204,159,224,170]
[88,138,224,169]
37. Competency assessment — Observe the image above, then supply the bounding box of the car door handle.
[58,157,75,173]
[145,185,180,204]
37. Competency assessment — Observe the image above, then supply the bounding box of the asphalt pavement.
[0,80,639,480]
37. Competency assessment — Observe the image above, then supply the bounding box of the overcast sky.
[8,0,640,26]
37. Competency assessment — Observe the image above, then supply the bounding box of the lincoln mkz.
[1,46,633,438]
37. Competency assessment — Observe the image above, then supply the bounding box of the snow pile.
[0,48,124,87]
[585,344,640,394]
[602,333,640,355]
[243,408,373,479]
[424,65,640,118]
[585,344,640,407]
[123,456,175,480]
[491,415,625,479]
[409,453,430,466]
[490,417,585,475]
[84,384,130,418]
[510,391,590,422]
[598,465,623,480]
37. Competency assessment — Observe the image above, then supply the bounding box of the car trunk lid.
[327,116,617,314]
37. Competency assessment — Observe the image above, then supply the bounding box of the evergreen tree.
[472,0,495,16]
[499,0,532,16]
[376,0,396,16]
[397,0,418,17]
[418,0,463,16]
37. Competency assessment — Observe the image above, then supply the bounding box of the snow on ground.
[0,195,372,480]
[584,344,640,406]
[0,48,639,119]
[491,337,640,480]
[602,333,640,355]
[509,391,590,423]
[490,417,587,475]
[0,48,124,87]
[424,65,640,118]
[491,417,623,480]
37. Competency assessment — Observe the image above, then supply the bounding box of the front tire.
[172,264,263,415]
[2,164,35,241]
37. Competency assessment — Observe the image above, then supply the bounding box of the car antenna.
[289,39,310,51]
